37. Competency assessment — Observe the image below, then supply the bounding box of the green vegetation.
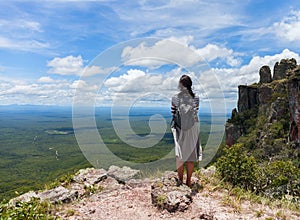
[0,106,217,202]
[0,197,58,219]
[0,107,91,201]
[195,168,300,214]
[227,106,258,134]
[216,143,300,202]
[218,78,300,206]
[83,184,104,196]
[44,172,75,190]
[156,194,167,208]
[216,144,257,190]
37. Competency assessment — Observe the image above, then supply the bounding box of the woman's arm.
[194,96,199,121]
[171,95,178,117]
[171,104,176,117]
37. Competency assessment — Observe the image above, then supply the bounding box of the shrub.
[216,144,257,190]
[0,197,57,219]
[265,160,299,188]
[253,160,300,201]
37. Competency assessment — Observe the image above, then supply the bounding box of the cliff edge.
[226,58,300,166]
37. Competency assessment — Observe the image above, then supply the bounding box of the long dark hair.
[179,75,195,98]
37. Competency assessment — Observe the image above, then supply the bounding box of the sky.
[0,0,300,112]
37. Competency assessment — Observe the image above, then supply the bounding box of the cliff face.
[226,58,300,162]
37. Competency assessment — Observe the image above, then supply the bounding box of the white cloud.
[83,66,118,77]
[0,36,49,51]
[0,77,99,105]
[47,55,83,75]
[38,76,56,83]
[0,19,42,32]
[195,44,242,67]
[0,18,47,52]
[166,35,194,47]
[104,48,300,109]
[273,10,300,42]
[70,79,98,91]
[104,69,163,93]
[47,55,117,76]
[1,32,299,108]
[239,49,300,77]
[121,37,242,68]
[22,21,42,32]
[114,1,244,38]
[102,67,209,107]
[212,49,300,109]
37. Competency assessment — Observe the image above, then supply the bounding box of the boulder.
[38,186,78,204]
[259,65,272,83]
[10,186,78,204]
[74,167,107,187]
[151,171,192,212]
[107,165,140,184]
[9,191,39,205]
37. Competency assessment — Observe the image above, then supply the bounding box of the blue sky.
[1,0,300,111]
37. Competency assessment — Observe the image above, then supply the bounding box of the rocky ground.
[11,166,300,220]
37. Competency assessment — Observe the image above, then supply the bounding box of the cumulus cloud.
[70,79,98,91]
[273,10,300,42]
[47,55,84,75]
[102,67,213,107]
[2,38,299,109]
[121,37,241,69]
[103,48,300,109]
[104,69,163,93]
[239,49,300,77]
[83,66,118,77]
[47,55,117,76]
[121,39,200,68]
[38,76,56,83]
[195,44,242,67]
[0,77,100,105]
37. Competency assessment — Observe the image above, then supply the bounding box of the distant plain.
[0,105,227,200]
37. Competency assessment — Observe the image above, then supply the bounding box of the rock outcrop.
[6,165,299,219]
[10,166,138,205]
[225,109,242,147]
[151,171,193,212]
[237,85,259,113]
[226,58,300,150]
[259,65,272,83]
[107,165,140,184]
[9,166,202,214]
[273,58,297,80]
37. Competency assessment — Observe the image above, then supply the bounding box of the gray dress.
[171,91,202,162]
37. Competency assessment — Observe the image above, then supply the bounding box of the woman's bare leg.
[176,157,184,183]
[186,161,194,187]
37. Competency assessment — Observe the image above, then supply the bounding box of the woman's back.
[172,91,199,127]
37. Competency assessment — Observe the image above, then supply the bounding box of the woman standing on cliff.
[171,75,202,187]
